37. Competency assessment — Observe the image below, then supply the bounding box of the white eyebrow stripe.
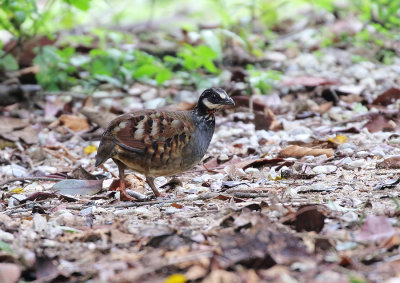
[203,98,221,109]
[217,90,227,99]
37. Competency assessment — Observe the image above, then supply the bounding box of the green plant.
[177,44,219,74]
[128,50,171,85]
[246,65,281,94]
[34,45,77,90]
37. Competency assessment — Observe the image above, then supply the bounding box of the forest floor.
[1,7,400,283]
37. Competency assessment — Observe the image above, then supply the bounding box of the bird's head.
[197,87,235,111]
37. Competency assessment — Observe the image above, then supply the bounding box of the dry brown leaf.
[0,117,29,134]
[254,109,282,131]
[295,205,327,233]
[364,113,400,133]
[371,87,400,106]
[125,174,146,194]
[4,125,39,144]
[279,145,334,158]
[50,114,90,132]
[81,106,117,128]
[311,102,333,114]
[376,157,400,169]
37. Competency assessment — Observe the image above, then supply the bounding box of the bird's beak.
[224,96,235,106]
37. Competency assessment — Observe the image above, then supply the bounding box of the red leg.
[113,159,136,201]
[146,176,160,197]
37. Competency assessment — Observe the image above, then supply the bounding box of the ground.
[1,3,400,282]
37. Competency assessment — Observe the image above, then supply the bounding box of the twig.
[108,192,220,209]
[0,177,62,188]
[231,192,272,198]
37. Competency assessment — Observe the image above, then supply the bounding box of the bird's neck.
[193,105,216,124]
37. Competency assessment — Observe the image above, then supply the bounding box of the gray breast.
[181,115,215,170]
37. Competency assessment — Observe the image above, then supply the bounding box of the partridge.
[95,87,234,200]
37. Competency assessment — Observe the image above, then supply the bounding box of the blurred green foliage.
[0,0,399,93]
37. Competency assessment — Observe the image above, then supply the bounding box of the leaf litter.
[1,12,400,283]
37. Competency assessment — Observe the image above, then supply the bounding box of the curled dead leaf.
[295,205,327,233]
[50,114,90,132]
[279,145,334,158]
[371,87,400,106]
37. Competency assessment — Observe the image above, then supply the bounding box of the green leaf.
[89,49,108,57]
[63,0,91,11]
[197,45,216,59]
[203,60,217,73]
[94,74,122,87]
[91,57,118,76]
[133,64,159,78]
[0,241,13,254]
[14,11,26,24]
[155,68,171,85]
[0,54,19,71]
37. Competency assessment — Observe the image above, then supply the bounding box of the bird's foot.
[118,187,137,201]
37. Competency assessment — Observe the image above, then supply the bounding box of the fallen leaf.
[295,205,326,233]
[254,109,282,131]
[312,102,333,114]
[0,118,38,144]
[376,157,400,169]
[0,263,21,283]
[382,234,400,250]
[279,145,334,158]
[371,88,400,106]
[283,76,339,87]
[364,112,400,133]
[9,187,25,194]
[50,114,90,132]
[171,203,184,209]
[35,256,59,281]
[164,274,187,283]
[20,192,57,203]
[328,135,349,145]
[0,117,29,134]
[217,213,309,269]
[232,96,268,112]
[84,144,97,155]
[51,179,103,195]
[70,165,99,180]
[356,215,397,243]
[81,106,117,128]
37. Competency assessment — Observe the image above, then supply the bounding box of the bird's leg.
[113,159,136,201]
[146,176,160,197]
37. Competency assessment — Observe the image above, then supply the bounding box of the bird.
[95,87,234,201]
